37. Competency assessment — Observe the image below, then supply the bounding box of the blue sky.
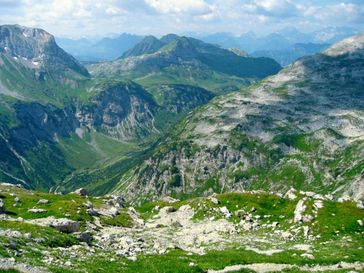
[0,0,363,38]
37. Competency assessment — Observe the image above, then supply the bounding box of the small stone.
[37,199,49,204]
[28,208,47,213]
[357,201,364,210]
[300,253,314,259]
[357,220,363,226]
[282,231,293,239]
[172,221,183,228]
[128,256,137,262]
[209,197,219,205]
[84,201,93,208]
[14,197,20,203]
[220,206,231,218]
[235,210,246,218]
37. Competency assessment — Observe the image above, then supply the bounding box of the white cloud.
[144,0,212,15]
[0,0,362,37]
[243,0,299,17]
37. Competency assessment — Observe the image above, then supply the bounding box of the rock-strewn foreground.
[0,184,363,273]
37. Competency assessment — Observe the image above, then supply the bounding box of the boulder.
[113,195,126,207]
[109,207,119,217]
[73,188,88,196]
[159,206,177,214]
[50,218,80,233]
[87,208,100,217]
[37,199,49,205]
[284,188,297,200]
[209,197,219,205]
[294,199,306,223]
[76,232,93,244]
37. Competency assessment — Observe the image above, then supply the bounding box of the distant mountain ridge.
[55,26,358,65]
[56,33,143,61]
[88,34,281,94]
[191,27,359,66]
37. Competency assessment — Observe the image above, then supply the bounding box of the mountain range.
[56,33,143,62]
[0,24,363,202]
[0,24,280,194]
[56,27,358,67]
[0,23,363,273]
[114,34,364,204]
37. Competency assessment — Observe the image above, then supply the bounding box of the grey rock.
[76,232,93,244]
[0,199,6,214]
[28,208,47,213]
[50,218,80,233]
[84,201,93,208]
[73,188,88,196]
[37,199,49,204]
[113,195,126,208]
[87,208,100,217]
[109,207,119,217]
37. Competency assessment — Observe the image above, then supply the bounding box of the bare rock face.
[0,24,89,78]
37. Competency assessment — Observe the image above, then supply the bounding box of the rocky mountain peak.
[160,33,179,44]
[323,33,364,57]
[0,24,54,59]
[0,24,89,77]
[121,35,165,58]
